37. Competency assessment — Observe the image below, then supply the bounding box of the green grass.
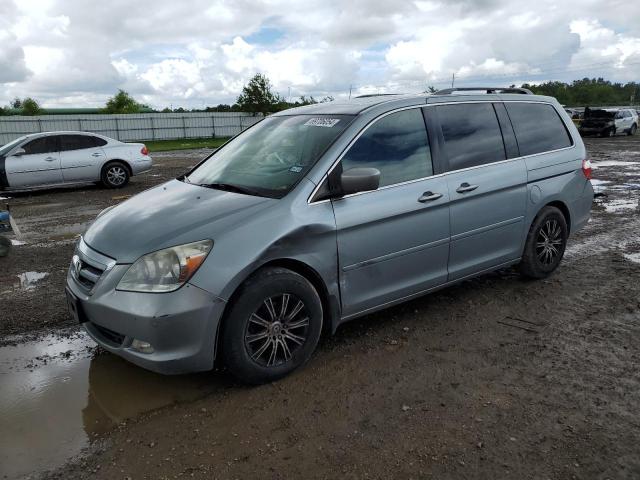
[142,137,229,152]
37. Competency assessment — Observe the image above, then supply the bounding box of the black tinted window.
[60,135,106,151]
[506,103,572,156]
[341,109,432,187]
[437,103,505,170]
[22,136,58,155]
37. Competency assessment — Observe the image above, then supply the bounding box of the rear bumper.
[66,260,226,375]
[570,180,594,234]
[131,156,153,175]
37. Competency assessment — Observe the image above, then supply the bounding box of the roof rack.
[354,93,403,98]
[435,87,533,95]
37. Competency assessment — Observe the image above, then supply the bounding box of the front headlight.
[117,240,213,293]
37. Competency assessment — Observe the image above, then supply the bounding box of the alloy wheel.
[107,166,127,186]
[535,219,563,266]
[244,293,310,367]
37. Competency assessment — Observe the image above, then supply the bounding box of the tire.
[101,162,130,188]
[602,127,615,137]
[519,206,568,279]
[0,236,11,257]
[628,124,637,136]
[221,267,323,384]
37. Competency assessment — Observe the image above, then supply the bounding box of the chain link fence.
[0,112,263,145]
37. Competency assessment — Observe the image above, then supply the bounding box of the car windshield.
[0,136,26,156]
[185,114,353,198]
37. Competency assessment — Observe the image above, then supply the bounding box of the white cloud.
[0,0,638,108]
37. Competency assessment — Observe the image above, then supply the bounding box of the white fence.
[0,112,263,145]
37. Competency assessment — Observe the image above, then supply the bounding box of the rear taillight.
[582,159,592,180]
[141,145,149,155]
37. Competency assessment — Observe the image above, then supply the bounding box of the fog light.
[131,339,154,354]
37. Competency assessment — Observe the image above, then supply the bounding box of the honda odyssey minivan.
[66,88,594,384]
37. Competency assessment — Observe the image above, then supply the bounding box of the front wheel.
[519,206,568,279]
[221,267,323,384]
[101,162,130,188]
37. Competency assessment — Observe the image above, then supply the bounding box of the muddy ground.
[1,137,639,479]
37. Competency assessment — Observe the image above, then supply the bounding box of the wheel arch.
[213,257,340,365]
[101,159,132,176]
[529,200,571,237]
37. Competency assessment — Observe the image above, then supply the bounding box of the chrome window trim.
[307,99,577,205]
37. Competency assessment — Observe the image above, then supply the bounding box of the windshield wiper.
[196,182,263,197]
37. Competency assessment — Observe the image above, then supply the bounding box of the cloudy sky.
[1,0,639,109]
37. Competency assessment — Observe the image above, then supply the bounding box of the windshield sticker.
[304,118,340,128]
[289,165,303,173]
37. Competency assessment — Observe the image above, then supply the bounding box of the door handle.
[44,157,56,162]
[91,152,103,157]
[418,191,443,203]
[456,182,478,193]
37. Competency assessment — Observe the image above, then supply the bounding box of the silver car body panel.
[68,93,594,374]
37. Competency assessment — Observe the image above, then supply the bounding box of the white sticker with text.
[304,118,340,127]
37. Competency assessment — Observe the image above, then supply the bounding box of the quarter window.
[437,103,506,170]
[22,136,58,155]
[340,108,432,187]
[505,103,572,156]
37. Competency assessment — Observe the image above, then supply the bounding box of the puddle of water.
[591,160,640,169]
[602,198,639,214]
[0,331,221,479]
[623,252,640,264]
[16,271,49,290]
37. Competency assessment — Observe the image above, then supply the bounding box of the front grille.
[91,322,125,346]
[71,238,115,293]
[76,260,105,291]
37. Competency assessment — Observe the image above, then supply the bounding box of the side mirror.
[12,147,26,157]
[340,167,380,196]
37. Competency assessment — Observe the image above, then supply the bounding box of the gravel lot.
[1,137,639,479]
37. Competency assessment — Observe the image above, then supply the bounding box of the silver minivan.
[66,88,594,384]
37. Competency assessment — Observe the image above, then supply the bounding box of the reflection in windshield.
[186,114,353,198]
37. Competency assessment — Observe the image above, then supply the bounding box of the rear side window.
[437,103,505,170]
[60,135,107,151]
[505,103,572,156]
[22,136,58,155]
[341,108,433,187]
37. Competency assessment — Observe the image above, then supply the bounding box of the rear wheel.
[519,206,568,279]
[101,162,130,188]
[221,267,323,384]
[628,124,637,136]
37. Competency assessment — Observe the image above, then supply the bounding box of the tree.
[21,97,42,116]
[10,98,22,109]
[236,73,281,115]
[104,90,145,114]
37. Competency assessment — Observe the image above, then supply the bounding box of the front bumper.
[579,127,609,136]
[66,241,226,375]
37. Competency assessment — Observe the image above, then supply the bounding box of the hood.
[584,108,615,119]
[83,179,275,263]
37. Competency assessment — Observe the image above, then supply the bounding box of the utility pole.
[288,87,291,103]
[451,73,455,88]
[349,84,352,99]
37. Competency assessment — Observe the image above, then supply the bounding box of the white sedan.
[0,131,153,191]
